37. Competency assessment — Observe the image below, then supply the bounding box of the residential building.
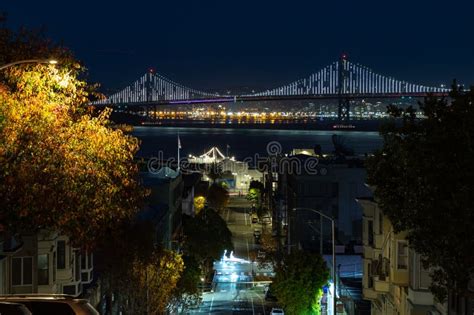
[0,230,93,297]
[140,166,183,249]
[283,154,371,250]
[358,196,448,315]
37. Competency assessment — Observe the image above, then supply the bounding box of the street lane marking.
[256,290,266,315]
[208,294,214,314]
[250,291,255,315]
[246,238,250,261]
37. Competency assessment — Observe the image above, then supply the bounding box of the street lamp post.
[0,59,57,71]
[292,207,337,315]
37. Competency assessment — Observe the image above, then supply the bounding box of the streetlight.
[292,207,337,315]
[0,59,58,71]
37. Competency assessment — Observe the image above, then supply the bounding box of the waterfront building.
[189,147,263,192]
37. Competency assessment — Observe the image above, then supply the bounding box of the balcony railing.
[372,255,390,280]
[373,276,390,292]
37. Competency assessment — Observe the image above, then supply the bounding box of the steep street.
[191,196,275,314]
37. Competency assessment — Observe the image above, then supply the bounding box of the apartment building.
[358,197,447,315]
[282,154,371,247]
[0,230,93,297]
[140,166,183,249]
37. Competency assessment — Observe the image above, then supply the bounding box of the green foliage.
[248,181,267,218]
[273,250,329,315]
[247,188,260,203]
[367,85,474,301]
[182,209,233,263]
[169,255,202,312]
[249,180,264,192]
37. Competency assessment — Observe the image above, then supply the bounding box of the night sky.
[3,0,474,92]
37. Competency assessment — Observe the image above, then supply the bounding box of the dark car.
[0,295,99,315]
[251,214,259,224]
[0,301,32,315]
[265,287,278,301]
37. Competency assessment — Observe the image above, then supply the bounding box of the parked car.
[261,215,272,224]
[0,295,99,315]
[251,214,259,223]
[253,229,262,237]
[270,307,285,314]
[0,302,32,315]
[265,287,278,301]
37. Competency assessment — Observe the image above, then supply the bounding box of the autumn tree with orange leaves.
[0,15,145,247]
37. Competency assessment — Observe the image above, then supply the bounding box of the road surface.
[190,196,277,314]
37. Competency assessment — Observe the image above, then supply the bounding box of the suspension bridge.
[93,55,450,121]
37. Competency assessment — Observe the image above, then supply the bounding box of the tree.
[207,183,229,212]
[193,195,206,215]
[0,20,144,246]
[248,180,266,218]
[367,85,474,302]
[182,209,233,275]
[273,250,329,315]
[206,163,222,183]
[168,255,202,313]
[249,180,264,192]
[247,188,260,204]
[121,248,183,315]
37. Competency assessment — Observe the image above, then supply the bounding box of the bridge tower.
[146,69,154,120]
[338,54,351,122]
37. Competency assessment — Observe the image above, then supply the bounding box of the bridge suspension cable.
[94,71,218,105]
[250,60,449,97]
[93,58,450,119]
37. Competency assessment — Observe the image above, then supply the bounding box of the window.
[63,284,77,295]
[74,251,81,282]
[367,262,373,288]
[88,253,93,269]
[29,301,75,315]
[367,220,374,246]
[397,241,408,269]
[12,257,33,286]
[53,252,56,282]
[81,252,87,270]
[37,254,49,285]
[419,257,431,289]
[57,240,66,269]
